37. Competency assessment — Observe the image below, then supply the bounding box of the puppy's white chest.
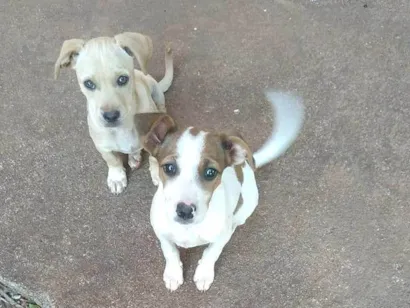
[111,128,139,154]
[170,226,208,248]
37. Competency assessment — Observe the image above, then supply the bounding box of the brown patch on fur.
[223,129,245,140]
[198,133,231,198]
[199,132,252,194]
[155,131,182,163]
[143,115,177,156]
[189,127,201,136]
[198,158,223,198]
[134,112,164,136]
[152,129,184,185]
[142,115,182,185]
[198,132,251,210]
[234,164,244,184]
[221,134,255,170]
[203,133,228,168]
[194,134,224,200]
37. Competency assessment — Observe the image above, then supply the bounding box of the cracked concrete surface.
[1,0,409,307]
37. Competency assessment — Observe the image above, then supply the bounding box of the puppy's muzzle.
[175,202,196,223]
[102,110,121,125]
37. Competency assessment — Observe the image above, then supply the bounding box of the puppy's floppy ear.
[144,115,176,156]
[114,32,153,74]
[221,134,255,169]
[54,39,85,79]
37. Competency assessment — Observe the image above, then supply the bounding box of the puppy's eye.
[163,163,178,177]
[83,80,96,90]
[204,168,218,181]
[117,75,129,86]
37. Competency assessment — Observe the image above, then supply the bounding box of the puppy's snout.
[102,110,120,123]
[176,202,196,221]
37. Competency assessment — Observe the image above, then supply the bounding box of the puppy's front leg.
[128,150,142,170]
[158,236,183,291]
[194,230,234,291]
[100,151,127,194]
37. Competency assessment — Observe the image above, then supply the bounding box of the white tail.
[158,45,174,93]
[253,91,305,169]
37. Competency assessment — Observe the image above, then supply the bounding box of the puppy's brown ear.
[221,134,255,169]
[54,39,85,79]
[114,32,153,74]
[144,115,176,156]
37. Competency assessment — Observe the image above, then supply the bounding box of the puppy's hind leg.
[135,81,158,113]
[233,163,259,227]
[100,151,127,194]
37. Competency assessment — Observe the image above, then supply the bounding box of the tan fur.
[54,32,174,194]
[54,39,85,79]
[114,32,153,74]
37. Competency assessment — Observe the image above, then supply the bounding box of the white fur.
[107,166,127,194]
[151,159,256,291]
[151,91,304,291]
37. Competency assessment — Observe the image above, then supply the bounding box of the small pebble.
[194,27,197,31]
[12,294,22,300]
[263,9,267,12]
[234,109,240,114]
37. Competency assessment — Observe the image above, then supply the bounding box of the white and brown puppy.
[54,32,173,194]
[143,91,304,291]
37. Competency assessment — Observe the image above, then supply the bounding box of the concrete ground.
[1,0,409,307]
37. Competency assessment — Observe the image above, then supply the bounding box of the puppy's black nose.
[176,202,195,220]
[103,110,120,123]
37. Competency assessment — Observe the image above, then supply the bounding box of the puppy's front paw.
[194,260,215,291]
[163,262,183,291]
[128,153,141,169]
[107,167,127,194]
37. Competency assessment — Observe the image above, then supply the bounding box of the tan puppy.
[54,32,173,194]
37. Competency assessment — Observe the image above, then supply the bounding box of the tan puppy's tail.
[253,91,305,169]
[158,44,174,93]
